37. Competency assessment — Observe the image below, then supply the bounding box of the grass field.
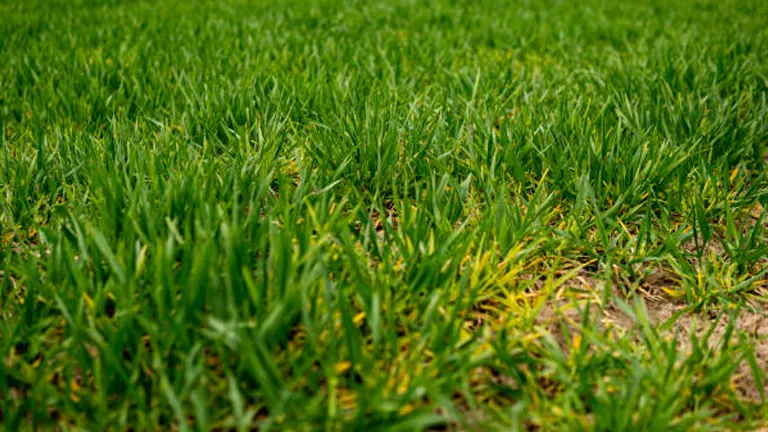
[1,0,768,429]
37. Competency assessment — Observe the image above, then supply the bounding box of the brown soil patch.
[536,297,634,349]
[645,300,768,402]
[538,292,768,402]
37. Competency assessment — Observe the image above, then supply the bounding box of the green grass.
[1,0,768,429]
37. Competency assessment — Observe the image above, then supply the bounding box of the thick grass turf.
[1,0,768,429]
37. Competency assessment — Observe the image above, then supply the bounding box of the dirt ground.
[538,292,768,402]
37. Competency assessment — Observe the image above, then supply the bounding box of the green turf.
[1,0,768,429]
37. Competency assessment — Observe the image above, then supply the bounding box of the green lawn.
[1,0,767,429]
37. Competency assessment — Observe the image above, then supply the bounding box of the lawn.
[1,0,768,430]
